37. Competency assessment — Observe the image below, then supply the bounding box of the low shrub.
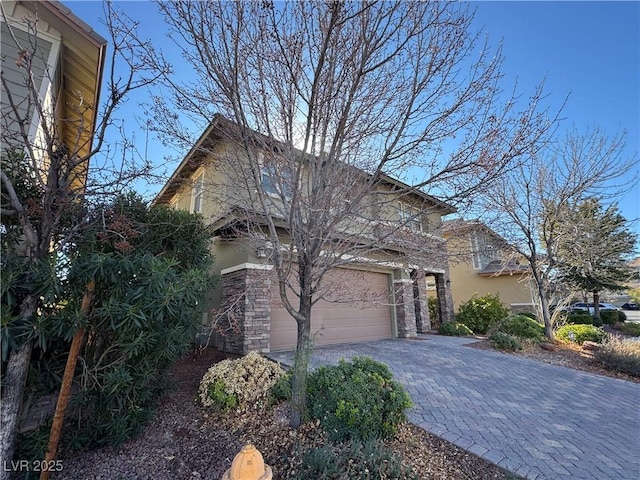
[438,322,473,336]
[599,310,627,325]
[618,322,640,337]
[428,296,439,327]
[489,332,522,351]
[307,356,411,442]
[490,314,545,340]
[565,313,594,325]
[519,312,537,320]
[270,372,292,402]
[555,324,605,345]
[600,311,621,325]
[455,293,509,334]
[199,352,285,412]
[296,439,418,480]
[594,337,640,377]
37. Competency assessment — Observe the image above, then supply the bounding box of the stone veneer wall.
[412,269,431,332]
[435,271,455,324]
[394,279,417,338]
[213,267,272,354]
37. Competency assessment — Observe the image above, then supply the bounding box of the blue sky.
[68,1,639,228]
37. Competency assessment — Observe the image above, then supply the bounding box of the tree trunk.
[592,291,601,322]
[531,268,554,340]
[0,296,37,480]
[40,282,94,480]
[290,263,313,429]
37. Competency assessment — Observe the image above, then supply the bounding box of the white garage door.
[270,267,392,351]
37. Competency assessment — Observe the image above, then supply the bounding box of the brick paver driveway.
[268,335,640,480]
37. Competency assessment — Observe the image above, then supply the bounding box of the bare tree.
[152,1,556,426]
[0,1,167,472]
[479,127,637,339]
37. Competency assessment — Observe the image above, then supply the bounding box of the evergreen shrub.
[490,314,545,340]
[296,439,418,480]
[438,322,473,336]
[306,356,411,442]
[455,293,509,334]
[489,332,522,351]
[555,324,605,345]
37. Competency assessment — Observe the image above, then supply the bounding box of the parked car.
[621,302,639,311]
[564,302,618,315]
[590,303,618,312]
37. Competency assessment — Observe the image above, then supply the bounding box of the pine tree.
[555,198,637,319]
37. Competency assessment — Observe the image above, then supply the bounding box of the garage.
[270,267,393,351]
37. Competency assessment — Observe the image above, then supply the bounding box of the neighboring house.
[155,115,457,353]
[442,219,534,313]
[1,0,106,165]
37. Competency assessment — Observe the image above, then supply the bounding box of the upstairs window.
[191,173,204,213]
[471,232,500,270]
[398,202,423,232]
[260,153,292,198]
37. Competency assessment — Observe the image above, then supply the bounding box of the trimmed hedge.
[555,324,605,345]
[565,313,594,325]
[600,310,626,325]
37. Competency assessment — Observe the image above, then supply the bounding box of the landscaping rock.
[540,342,556,351]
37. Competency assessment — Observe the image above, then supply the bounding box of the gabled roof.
[154,114,457,215]
[15,0,107,158]
[477,259,528,277]
[442,219,507,243]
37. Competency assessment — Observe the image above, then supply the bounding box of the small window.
[471,233,499,270]
[398,202,422,232]
[191,174,204,213]
[260,154,292,198]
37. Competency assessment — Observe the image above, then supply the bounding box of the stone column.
[435,272,455,324]
[412,269,431,332]
[217,266,272,354]
[394,278,417,338]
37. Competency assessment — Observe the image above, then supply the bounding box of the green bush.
[555,324,605,345]
[489,332,522,351]
[199,352,285,412]
[438,322,473,336]
[295,439,418,480]
[455,293,509,334]
[428,296,439,327]
[598,310,627,325]
[619,322,640,336]
[270,372,292,402]
[490,314,545,340]
[565,313,594,325]
[594,337,640,377]
[519,311,537,320]
[307,356,411,442]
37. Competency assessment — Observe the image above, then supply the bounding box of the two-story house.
[442,219,534,313]
[1,0,106,165]
[155,115,457,353]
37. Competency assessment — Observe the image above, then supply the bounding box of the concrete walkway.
[268,335,640,480]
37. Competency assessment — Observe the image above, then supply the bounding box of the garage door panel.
[270,266,392,351]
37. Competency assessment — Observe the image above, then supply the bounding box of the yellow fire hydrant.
[222,444,273,480]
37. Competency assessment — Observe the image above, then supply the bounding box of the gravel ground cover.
[53,348,518,480]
